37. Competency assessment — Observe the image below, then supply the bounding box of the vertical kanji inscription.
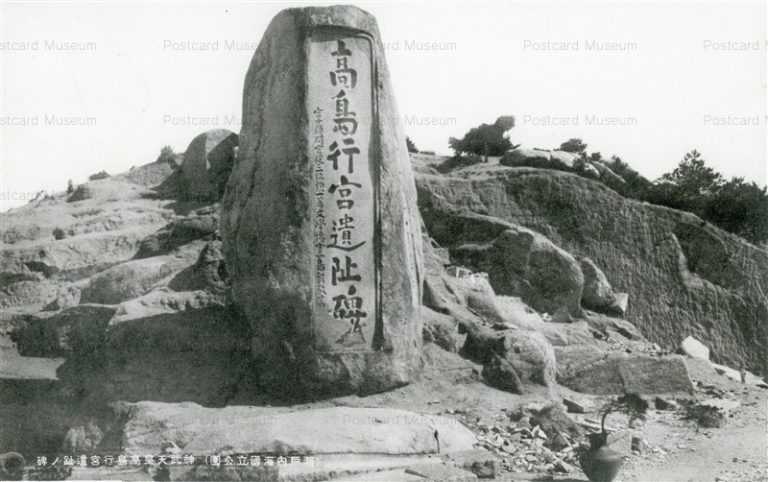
[308,32,378,351]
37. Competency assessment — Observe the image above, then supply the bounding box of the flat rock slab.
[560,354,695,395]
[405,462,478,480]
[712,363,742,382]
[115,403,476,457]
[335,468,427,481]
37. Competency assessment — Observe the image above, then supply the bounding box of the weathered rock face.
[179,129,238,202]
[79,241,204,305]
[417,165,768,376]
[433,212,584,320]
[221,6,423,397]
[501,147,579,170]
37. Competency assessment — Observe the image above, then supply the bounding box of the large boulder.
[553,344,608,381]
[220,6,423,397]
[416,166,768,376]
[446,213,584,320]
[481,353,523,394]
[178,129,238,202]
[579,257,617,311]
[680,335,710,361]
[461,322,556,390]
[559,353,695,395]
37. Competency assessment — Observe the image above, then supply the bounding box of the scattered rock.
[685,399,740,428]
[443,449,499,479]
[528,404,583,452]
[654,396,679,411]
[631,435,648,454]
[562,397,587,414]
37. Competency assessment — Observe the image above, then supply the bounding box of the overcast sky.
[1,0,766,211]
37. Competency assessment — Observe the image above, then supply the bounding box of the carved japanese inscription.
[307,32,379,351]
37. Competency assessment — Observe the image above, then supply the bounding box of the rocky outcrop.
[221,6,423,397]
[58,305,251,407]
[178,129,238,202]
[501,148,579,170]
[430,212,584,320]
[134,212,217,259]
[79,241,204,305]
[416,165,768,375]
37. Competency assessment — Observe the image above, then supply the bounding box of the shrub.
[500,149,572,172]
[158,145,176,163]
[449,116,514,160]
[436,153,483,173]
[52,227,66,240]
[558,138,588,154]
[2,227,24,244]
[88,170,110,181]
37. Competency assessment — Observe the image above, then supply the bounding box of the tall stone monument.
[221,6,423,397]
